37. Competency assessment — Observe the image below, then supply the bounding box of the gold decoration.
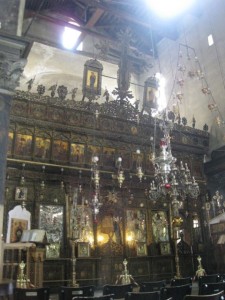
[194,255,206,279]
[16,260,32,288]
[115,259,138,286]
[172,216,183,227]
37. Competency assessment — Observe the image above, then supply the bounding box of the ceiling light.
[147,0,195,18]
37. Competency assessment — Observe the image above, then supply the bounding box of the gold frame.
[77,242,90,257]
[136,242,147,256]
[142,76,159,113]
[82,59,103,96]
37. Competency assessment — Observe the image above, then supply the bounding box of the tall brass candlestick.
[172,199,183,279]
[71,239,79,287]
[70,188,80,287]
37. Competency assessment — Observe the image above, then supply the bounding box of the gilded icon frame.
[82,59,103,96]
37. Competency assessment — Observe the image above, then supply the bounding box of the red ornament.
[160,139,167,147]
[165,183,171,189]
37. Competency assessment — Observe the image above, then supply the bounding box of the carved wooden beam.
[24,11,115,42]
[73,8,105,49]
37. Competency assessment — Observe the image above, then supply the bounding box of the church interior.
[1,0,225,299]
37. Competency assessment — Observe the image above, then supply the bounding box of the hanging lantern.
[116,157,125,188]
[136,149,144,182]
[176,92,183,101]
[91,155,100,190]
[201,87,211,95]
[216,116,221,127]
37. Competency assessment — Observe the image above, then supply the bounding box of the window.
[62,23,83,50]
[208,34,214,46]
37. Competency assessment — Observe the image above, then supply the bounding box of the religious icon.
[87,70,98,90]
[52,139,69,161]
[152,211,169,243]
[126,209,147,243]
[142,76,160,114]
[35,136,51,159]
[160,242,171,255]
[46,243,60,259]
[39,205,64,246]
[82,59,103,99]
[70,143,85,163]
[145,151,154,173]
[10,218,28,242]
[136,242,147,256]
[77,242,90,257]
[15,187,28,201]
[15,133,32,156]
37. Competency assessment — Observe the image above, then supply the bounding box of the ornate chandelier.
[148,121,200,279]
[115,157,125,188]
[90,155,102,217]
[148,122,200,202]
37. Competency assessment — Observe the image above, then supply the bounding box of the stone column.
[0,0,23,35]
[0,0,31,280]
[0,50,27,281]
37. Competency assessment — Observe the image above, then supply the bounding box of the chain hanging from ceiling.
[166,43,225,130]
